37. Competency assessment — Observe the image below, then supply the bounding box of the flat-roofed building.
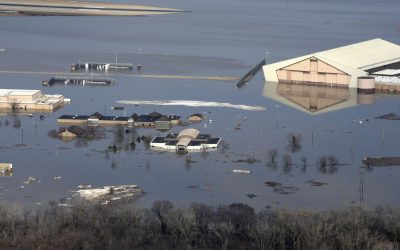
[0,89,67,111]
[150,128,222,154]
[263,38,400,88]
[57,112,181,127]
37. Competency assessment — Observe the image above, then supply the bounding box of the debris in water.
[305,180,328,186]
[233,169,251,174]
[273,186,300,195]
[246,193,257,198]
[233,158,260,164]
[74,185,143,205]
[23,177,36,185]
[265,181,282,188]
[54,176,62,180]
[78,184,92,189]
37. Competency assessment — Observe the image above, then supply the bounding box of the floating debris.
[23,177,36,185]
[265,181,282,188]
[233,158,260,164]
[246,193,257,198]
[273,186,300,195]
[74,185,143,205]
[233,169,251,174]
[305,180,328,186]
[234,123,241,130]
[78,184,92,189]
[54,176,62,180]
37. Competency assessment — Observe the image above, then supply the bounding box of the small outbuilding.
[0,163,12,177]
[58,125,85,140]
[188,113,203,123]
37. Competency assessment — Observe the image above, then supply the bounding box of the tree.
[282,154,293,174]
[151,200,174,234]
[267,149,278,170]
[286,133,302,153]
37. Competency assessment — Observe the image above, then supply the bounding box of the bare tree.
[165,208,197,248]
[151,200,174,234]
[113,125,125,146]
[328,155,339,166]
[286,133,302,153]
[282,154,293,174]
[300,156,307,173]
[209,221,234,250]
[267,149,278,170]
[12,116,21,129]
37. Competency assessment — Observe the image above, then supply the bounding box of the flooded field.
[0,0,399,210]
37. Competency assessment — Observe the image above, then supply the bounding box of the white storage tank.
[357,76,375,94]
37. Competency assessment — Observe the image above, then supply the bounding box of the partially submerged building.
[0,89,68,111]
[58,112,181,128]
[188,113,203,123]
[0,163,12,177]
[263,38,400,89]
[58,125,86,140]
[71,62,133,72]
[150,128,222,153]
[43,76,115,87]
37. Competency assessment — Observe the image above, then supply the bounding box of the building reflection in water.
[263,82,375,115]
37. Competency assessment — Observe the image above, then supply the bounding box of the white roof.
[177,128,200,140]
[0,89,40,96]
[372,69,400,76]
[315,38,400,70]
[263,38,400,88]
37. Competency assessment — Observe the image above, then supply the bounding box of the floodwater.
[0,0,400,210]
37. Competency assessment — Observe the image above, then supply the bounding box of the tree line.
[0,200,398,249]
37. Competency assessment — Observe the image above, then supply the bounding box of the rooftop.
[263,38,400,88]
[0,89,40,96]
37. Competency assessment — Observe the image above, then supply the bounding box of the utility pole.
[115,49,118,67]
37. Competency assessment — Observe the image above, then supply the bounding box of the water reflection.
[317,155,340,175]
[263,82,367,115]
[286,133,302,153]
